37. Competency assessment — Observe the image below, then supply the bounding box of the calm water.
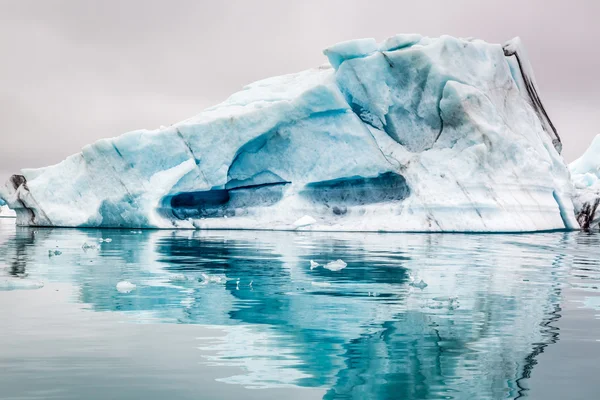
[1,219,599,399]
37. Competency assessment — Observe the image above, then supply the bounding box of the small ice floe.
[98,238,113,243]
[293,215,316,228]
[48,249,62,257]
[311,281,332,288]
[199,273,224,284]
[0,278,44,291]
[409,279,428,290]
[82,242,99,251]
[324,259,347,272]
[310,260,320,270]
[168,274,188,282]
[116,281,136,293]
[408,274,428,290]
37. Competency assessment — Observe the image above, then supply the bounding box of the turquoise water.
[0,219,599,399]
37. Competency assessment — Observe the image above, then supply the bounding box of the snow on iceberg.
[570,134,600,230]
[0,34,578,232]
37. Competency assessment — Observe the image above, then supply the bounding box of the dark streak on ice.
[503,45,562,152]
[577,198,600,230]
[9,175,37,224]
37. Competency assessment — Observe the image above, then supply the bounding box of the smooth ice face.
[570,134,600,230]
[0,34,578,232]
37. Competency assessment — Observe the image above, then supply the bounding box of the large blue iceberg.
[0,34,579,231]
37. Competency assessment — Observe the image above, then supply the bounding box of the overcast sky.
[1,0,598,181]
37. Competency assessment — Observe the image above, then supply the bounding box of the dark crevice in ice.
[503,46,562,153]
[111,143,124,159]
[9,175,40,225]
[176,128,200,165]
[300,172,410,210]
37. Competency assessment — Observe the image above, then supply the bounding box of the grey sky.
[1,0,598,182]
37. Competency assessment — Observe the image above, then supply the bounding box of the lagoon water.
[0,218,599,399]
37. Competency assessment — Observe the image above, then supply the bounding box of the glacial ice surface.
[0,34,578,232]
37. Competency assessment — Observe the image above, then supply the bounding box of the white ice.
[323,259,347,271]
[116,281,136,293]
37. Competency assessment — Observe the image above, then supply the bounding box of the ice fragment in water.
[116,281,136,293]
[200,273,224,284]
[410,279,429,290]
[324,259,347,271]
[310,260,320,269]
[82,242,98,250]
[0,278,44,291]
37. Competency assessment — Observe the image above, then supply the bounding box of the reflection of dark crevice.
[514,286,562,399]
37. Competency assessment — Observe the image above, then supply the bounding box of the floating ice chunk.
[200,273,224,284]
[82,242,99,250]
[48,249,62,257]
[98,238,113,243]
[116,281,136,293]
[0,278,44,291]
[323,259,347,271]
[309,260,320,270]
[311,281,332,287]
[293,215,316,228]
[168,274,188,282]
[409,279,428,290]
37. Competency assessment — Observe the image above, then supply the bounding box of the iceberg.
[0,34,579,232]
[0,198,16,218]
[570,134,600,230]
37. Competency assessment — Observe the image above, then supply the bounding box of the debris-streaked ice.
[0,34,579,232]
[570,134,600,230]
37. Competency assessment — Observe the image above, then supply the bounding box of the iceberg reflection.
[2,223,598,398]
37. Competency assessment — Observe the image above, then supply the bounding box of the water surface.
[1,219,599,399]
